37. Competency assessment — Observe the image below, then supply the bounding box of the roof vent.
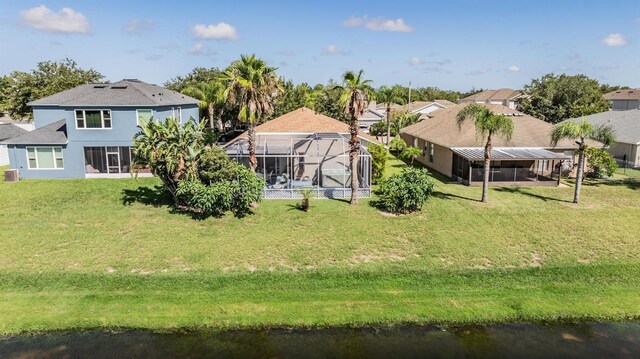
[123,79,141,82]
[111,86,128,89]
[93,85,107,88]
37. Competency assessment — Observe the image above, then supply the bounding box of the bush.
[400,146,423,166]
[198,146,240,184]
[176,162,264,218]
[368,143,388,184]
[584,146,617,178]
[369,121,397,138]
[297,188,315,212]
[389,137,407,154]
[373,168,434,214]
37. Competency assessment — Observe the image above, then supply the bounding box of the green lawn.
[1,158,639,334]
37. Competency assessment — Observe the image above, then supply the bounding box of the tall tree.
[456,104,514,203]
[221,54,281,172]
[164,67,222,92]
[376,86,405,144]
[1,58,104,120]
[337,70,373,205]
[519,74,611,124]
[181,81,226,131]
[550,120,615,204]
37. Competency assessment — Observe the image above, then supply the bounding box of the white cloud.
[409,57,423,66]
[508,65,520,72]
[559,66,568,71]
[343,16,414,32]
[366,18,413,32]
[192,23,239,40]
[188,43,216,56]
[20,5,89,34]
[124,19,154,34]
[602,33,627,46]
[343,16,363,27]
[323,44,349,55]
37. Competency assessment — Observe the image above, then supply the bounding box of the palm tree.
[221,54,281,172]
[376,86,405,144]
[400,146,423,167]
[181,81,226,131]
[550,119,615,204]
[336,70,373,205]
[456,104,514,203]
[337,70,373,205]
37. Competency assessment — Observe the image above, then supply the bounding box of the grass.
[615,166,640,179]
[1,158,639,334]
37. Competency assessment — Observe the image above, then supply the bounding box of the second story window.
[136,109,153,126]
[75,110,112,129]
[171,107,182,124]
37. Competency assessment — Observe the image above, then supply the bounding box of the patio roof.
[452,148,568,161]
[224,132,370,156]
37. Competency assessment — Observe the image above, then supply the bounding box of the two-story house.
[4,79,200,178]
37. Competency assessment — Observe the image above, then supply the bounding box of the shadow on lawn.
[431,191,479,202]
[494,187,572,203]
[121,185,172,207]
[580,178,640,191]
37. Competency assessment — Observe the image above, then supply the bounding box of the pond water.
[1,322,639,359]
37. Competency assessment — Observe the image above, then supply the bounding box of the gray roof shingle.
[3,120,67,145]
[561,109,640,145]
[27,79,200,107]
[0,124,28,142]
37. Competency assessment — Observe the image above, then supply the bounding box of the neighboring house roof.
[433,99,456,107]
[359,108,386,120]
[401,103,595,149]
[27,79,200,107]
[377,100,454,114]
[0,116,29,124]
[603,89,640,101]
[0,123,28,142]
[229,107,379,143]
[3,120,67,145]
[459,88,522,103]
[561,109,640,145]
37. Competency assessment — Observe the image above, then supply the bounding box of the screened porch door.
[106,147,120,174]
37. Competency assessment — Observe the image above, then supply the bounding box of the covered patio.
[451,148,568,186]
[224,133,372,199]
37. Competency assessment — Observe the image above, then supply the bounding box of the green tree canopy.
[519,74,611,124]
[1,58,104,120]
[164,67,222,92]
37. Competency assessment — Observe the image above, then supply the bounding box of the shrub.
[368,143,388,184]
[584,146,617,178]
[198,146,240,184]
[389,137,407,154]
[400,146,423,166]
[369,121,397,138]
[373,168,434,214]
[176,162,264,218]
[297,188,315,212]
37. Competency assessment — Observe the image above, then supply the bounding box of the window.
[428,143,435,163]
[136,109,153,126]
[171,107,182,124]
[26,147,64,169]
[75,109,112,129]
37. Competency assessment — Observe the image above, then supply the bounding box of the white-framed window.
[428,142,435,163]
[75,109,112,129]
[136,109,153,126]
[26,147,64,169]
[171,107,182,124]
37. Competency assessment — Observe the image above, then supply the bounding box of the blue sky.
[0,0,638,91]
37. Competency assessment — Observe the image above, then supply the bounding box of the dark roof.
[561,109,640,145]
[603,89,640,101]
[28,79,200,107]
[3,120,67,145]
[0,123,28,141]
[452,148,567,161]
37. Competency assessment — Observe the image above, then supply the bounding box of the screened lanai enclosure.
[224,133,372,199]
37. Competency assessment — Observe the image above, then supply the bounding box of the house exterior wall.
[400,133,453,177]
[0,144,8,166]
[11,104,199,178]
[609,100,640,111]
[609,142,639,167]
